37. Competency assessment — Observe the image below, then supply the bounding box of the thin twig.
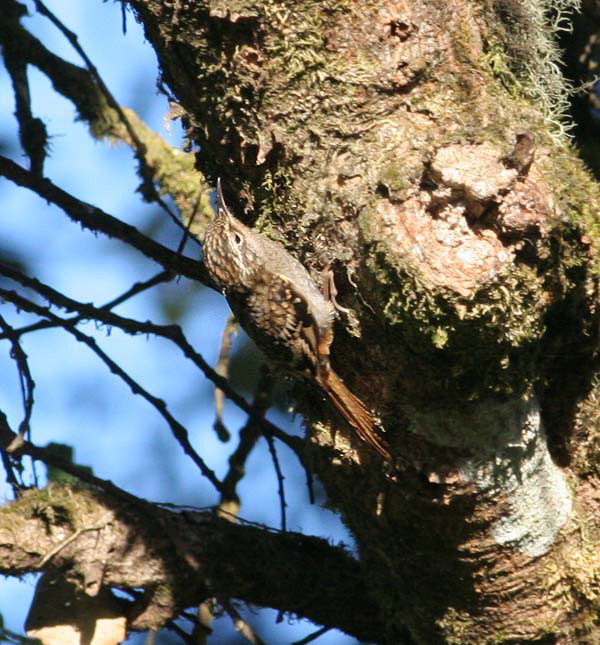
[2,31,48,176]
[305,463,316,505]
[0,444,21,498]
[101,270,174,310]
[38,512,114,567]
[0,263,303,461]
[195,599,215,645]
[0,269,173,339]
[165,620,195,644]
[265,433,287,532]
[213,370,274,640]
[0,313,35,442]
[0,408,143,507]
[0,12,211,233]
[174,191,203,256]
[221,599,265,645]
[214,314,238,441]
[33,0,198,240]
[0,155,210,285]
[0,289,224,494]
[291,626,331,645]
[0,313,37,491]
[143,630,157,645]
[219,368,274,512]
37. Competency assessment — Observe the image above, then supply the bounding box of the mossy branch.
[0,1,213,232]
[0,485,386,641]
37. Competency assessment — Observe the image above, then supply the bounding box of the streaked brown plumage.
[203,180,389,459]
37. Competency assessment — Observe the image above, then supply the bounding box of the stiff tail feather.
[319,369,390,459]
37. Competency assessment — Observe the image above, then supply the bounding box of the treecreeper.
[202,180,390,459]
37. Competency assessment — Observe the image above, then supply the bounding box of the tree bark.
[124,1,600,642]
[2,0,600,643]
[0,483,383,641]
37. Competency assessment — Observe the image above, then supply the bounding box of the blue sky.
[0,2,358,643]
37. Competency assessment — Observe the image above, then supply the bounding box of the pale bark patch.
[459,397,572,557]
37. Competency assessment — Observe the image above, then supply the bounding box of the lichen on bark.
[1,0,599,642]
[121,1,600,642]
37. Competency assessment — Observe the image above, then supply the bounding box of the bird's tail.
[319,369,390,459]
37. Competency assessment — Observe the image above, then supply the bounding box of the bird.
[202,180,390,459]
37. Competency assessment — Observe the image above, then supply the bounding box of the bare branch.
[221,599,265,645]
[0,155,211,285]
[291,627,331,645]
[220,368,274,514]
[0,288,224,493]
[213,314,238,442]
[264,432,287,532]
[0,313,35,442]
[2,24,48,176]
[0,3,212,230]
[0,263,303,461]
[0,313,37,494]
[0,270,173,338]
[0,439,22,498]
[0,410,144,508]
[33,0,190,232]
[101,270,174,310]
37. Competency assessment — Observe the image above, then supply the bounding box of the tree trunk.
[3,0,600,643]
[129,1,600,642]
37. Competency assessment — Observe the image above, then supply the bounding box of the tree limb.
[0,155,211,284]
[0,264,305,460]
[0,485,386,643]
[0,0,212,231]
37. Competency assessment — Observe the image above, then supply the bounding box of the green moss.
[377,161,418,198]
[572,378,600,475]
[0,484,94,534]
[482,38,523,98]
[436,607,480,645]
[362,236,548,401]
[478,0,580,138]
[543,510,600,639]
[537,149,600,275]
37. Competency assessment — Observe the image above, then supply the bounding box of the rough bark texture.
[0,484,383,641]
[3,0,600,643]
[119,1,600,642]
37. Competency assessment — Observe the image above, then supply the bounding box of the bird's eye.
[233,233,243,245]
